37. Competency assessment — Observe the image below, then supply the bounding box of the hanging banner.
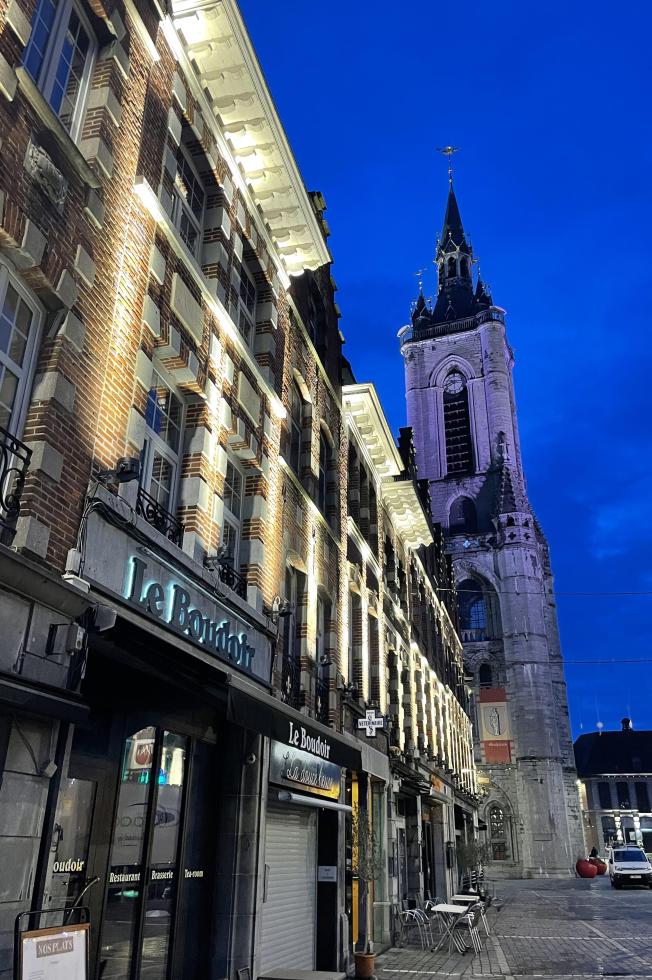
[20,923,88,980]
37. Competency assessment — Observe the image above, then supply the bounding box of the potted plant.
[351,806,384,977]
[456,838,490,894]
[576,855,598,878]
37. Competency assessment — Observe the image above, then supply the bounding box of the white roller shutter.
[259,802,317,971]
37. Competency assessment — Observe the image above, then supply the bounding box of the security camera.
[245,752,257,765]
[98,457,140,485]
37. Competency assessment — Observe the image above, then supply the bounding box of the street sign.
[357,709,385,738]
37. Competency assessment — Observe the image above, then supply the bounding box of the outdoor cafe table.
[430,903,470,954]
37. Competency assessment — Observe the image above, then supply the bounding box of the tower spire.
[437,145,460,186]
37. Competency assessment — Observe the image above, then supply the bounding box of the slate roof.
[574,730,652,777]
[438,186,471,256]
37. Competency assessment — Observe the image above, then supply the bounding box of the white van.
[607,846,652,888]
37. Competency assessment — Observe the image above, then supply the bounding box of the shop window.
[171,146,205,258]
[220,457,244,566]
[141,370,183,517]
[636,782,650,812]
[489,804,509,861]
[597,781,612,809]
[0,265,42,435]
[288,378,304,475]
[23,0,97,141]
[601,814,617,844]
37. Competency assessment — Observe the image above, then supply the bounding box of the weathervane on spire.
[413,268,426,293]
[436,145,460,185]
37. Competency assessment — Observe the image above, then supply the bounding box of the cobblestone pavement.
[376,876,652,979]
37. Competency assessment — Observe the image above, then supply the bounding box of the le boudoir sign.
[123,555,271,684]
[270,739,341,800]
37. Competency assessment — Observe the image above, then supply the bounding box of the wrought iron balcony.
[315,674,330,725]
[214,557,247,600]
[280,651,301,710]
[136,486,184,546]
[0,425,32,546]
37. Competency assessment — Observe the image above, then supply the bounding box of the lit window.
[220,459,243,565]
[0,266,41,434]
[141,371,183,515]
[23,0,96,141]
[171,148,205,258]
[489,804,509,861]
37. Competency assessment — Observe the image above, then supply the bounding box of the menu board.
[21,924,88,980]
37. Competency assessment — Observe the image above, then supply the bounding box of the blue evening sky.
[239,0,652,736]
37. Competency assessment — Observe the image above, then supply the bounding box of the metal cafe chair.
[398,909,428,949]
[449,902,484,955]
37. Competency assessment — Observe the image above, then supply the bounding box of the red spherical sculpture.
[576,858,598,878]
[589,857,607,875]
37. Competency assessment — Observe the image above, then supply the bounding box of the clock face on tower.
[444,371,465,395]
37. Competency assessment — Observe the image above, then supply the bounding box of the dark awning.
[227,683,363,772]
[0,671,90,724]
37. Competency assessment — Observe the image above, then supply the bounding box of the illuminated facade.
[0,0,476,973]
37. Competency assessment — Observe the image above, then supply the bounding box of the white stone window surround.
[22,0,97,143]
[0,258,43,437]
[134,176,286,423]
[140,367,184,517]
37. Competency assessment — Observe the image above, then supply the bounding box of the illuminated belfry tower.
[399,172,584,876]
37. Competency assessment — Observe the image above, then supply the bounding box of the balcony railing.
[214,557,248,600]
[0,425,32,545]
[460,628,487,643]
[399,308,505,347]
[315,675,330,725]
[280,651,301,710]
[136,486,184,546]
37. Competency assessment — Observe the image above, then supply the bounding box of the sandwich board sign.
[20,923,88,980]
[357,709,385,738]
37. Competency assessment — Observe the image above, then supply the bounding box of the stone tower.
[399,181,584,876]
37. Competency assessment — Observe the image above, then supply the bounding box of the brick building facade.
[0,0,476,975]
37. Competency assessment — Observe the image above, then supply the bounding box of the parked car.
[607,846,652,888]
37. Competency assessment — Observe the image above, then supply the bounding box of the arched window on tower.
[489,804,510,861]
[458,578,486,642]
[443,371,473,474]
[449,496,477,534]
[478,663,492,688]
[447,257,457,278]
[460,257,468,277]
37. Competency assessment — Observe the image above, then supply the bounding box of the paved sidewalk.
[376,876,652,979]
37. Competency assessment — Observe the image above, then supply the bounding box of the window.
[601,814,616,844]
[280,566,304,708]
[597,781,612,810]
[616,781,631,809]
[0,268,41,434]
[449,496,477,534]
[220,458,243,565]
[443,370,473,475]
[235,261,256,346]
[457,579,486,639]
[478,663,492,688]
[171,148,205,258]
[288,379,303,474]
[636,782,650,812]
[489,804,509,861]
[318,431,329,515]
[141,371,183,515]
[23,0,96,140]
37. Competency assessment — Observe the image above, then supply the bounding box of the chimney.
[621,717,633,732]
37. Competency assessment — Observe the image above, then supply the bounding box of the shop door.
[98,726,214,980]
[259,802,317,971]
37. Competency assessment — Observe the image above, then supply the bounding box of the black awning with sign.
[227,684,362,772]
[0,671,90,724]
